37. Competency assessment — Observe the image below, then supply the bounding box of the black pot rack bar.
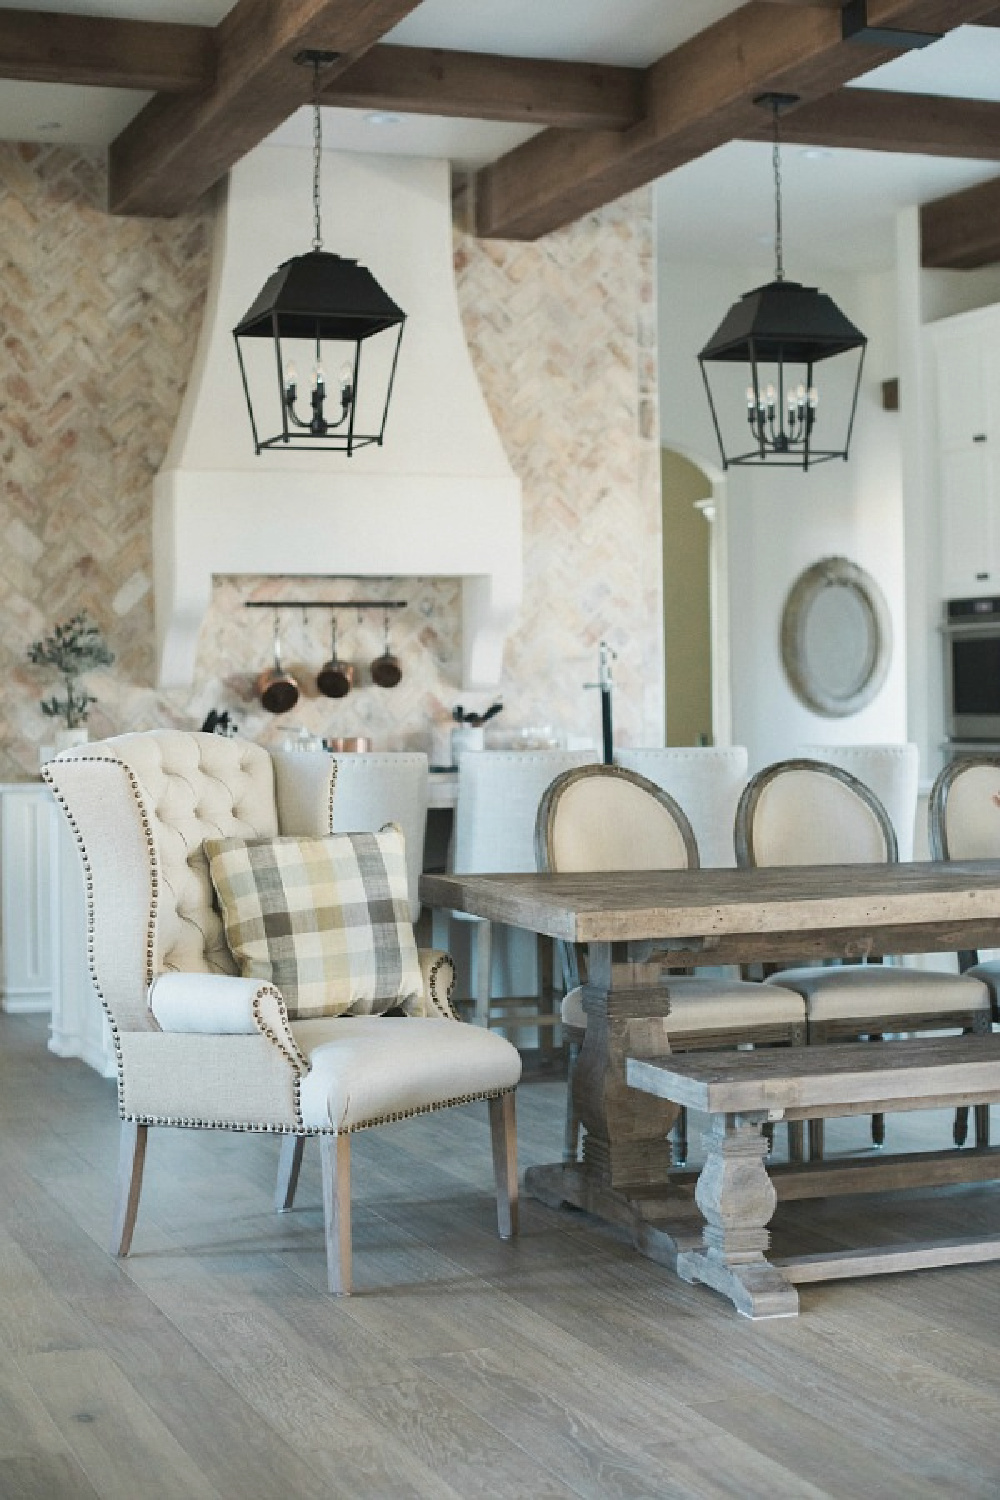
[244,601,407,610]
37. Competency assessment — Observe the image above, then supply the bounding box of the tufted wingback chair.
[43,730,520,1294]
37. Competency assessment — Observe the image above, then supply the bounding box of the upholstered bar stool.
[614,746,748,869]
[737,757,990,1157]
[798,742,919,861]
[319,750,429,922]
[44,731,521,1295]
[535,764,807,1166]
[433,749,597,1038]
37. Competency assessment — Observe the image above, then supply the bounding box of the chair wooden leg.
[489,1092,519,1240]
[275,1134,305,1212]
[563,1039,581,1164]
[111,1121,147,1258]
[320,1134,352,1296]
[975,1102,991,1147]
[954,1106,970,1147]
[808,1117,825,1161]
[473,919,492,1029]
[674,1105,689,1167]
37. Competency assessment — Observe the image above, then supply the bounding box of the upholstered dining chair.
[614,746,748,869]
[43,730,521,1296]
[736,757,990,1157]
[928,753,1000,1145]
[432,749,597,1037]
[535,763,807,1166]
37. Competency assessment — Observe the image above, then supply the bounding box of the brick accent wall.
[0,144,660,777]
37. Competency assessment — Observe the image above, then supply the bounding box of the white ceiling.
[2,0,1000,274]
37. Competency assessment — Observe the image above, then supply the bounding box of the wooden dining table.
[420,860,1000,1269]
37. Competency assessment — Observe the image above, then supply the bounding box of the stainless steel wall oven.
[944,597,1000,742]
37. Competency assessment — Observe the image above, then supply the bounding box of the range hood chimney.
[154,144,522,690]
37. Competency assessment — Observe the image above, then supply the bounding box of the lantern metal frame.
[232,51,405,457]
[698,93,867,473]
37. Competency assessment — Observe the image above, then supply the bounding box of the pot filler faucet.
[585,640,616,765]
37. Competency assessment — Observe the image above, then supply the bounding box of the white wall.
[658,258,906,772]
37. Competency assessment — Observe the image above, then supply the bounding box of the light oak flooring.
[1,1012,999,1500]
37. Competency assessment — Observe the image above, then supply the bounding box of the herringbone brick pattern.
[0,143,211,776]
[1,147,661,777]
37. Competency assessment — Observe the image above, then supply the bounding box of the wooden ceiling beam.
[323,45,644,130]
[108,0,424,218]
[474,0,1000,241]
[0,8,213,92]
[746,87,1000,158]
[921,176,1000,267]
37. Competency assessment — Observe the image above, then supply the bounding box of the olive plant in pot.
[27,611,115,751]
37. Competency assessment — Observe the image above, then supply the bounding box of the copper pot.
[323,736,371,752]
[316,619,354,699]
[370,612,402,689]
[257,619,299,714]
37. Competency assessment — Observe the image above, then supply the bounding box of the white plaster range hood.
[153,143,522,690]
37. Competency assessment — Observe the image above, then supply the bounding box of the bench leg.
[676,1111,799,1320]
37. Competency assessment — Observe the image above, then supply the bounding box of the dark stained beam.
[323,44,644,130]
[109,0,425,217]
[0,8,213,92]
[921,176,1000,267]
[747,87,1000,159]
[475,0,1000,240]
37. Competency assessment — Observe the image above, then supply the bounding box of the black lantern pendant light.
[698,93,866,472]
[233,51,405,456]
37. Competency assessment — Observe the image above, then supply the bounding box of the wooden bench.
[626,1034,1000,1319]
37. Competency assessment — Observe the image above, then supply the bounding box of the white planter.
[452,726,485,761]
[52,727,89,753]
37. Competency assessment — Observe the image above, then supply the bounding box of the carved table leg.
[574,944,679,1194]
[676,1110,800,1319]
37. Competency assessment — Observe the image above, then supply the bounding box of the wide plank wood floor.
[1,1012,999,1499]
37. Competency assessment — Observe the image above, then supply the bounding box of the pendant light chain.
[311,57,323,253]
[771,99,784,283]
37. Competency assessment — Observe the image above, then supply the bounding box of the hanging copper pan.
[316,617,354,698]
[370,610,402,688]
[257,617,299,714]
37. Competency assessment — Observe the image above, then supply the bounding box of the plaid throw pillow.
[205,825,422,1020]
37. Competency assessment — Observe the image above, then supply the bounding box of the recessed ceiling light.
[363,111,401,127]
[801,147,832,161]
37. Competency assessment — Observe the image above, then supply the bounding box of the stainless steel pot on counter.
[323,736,371,752]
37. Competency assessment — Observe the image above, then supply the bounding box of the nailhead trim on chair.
[122,1083,516,1135]
[45,754,311,1124]
[426,952,458,1019]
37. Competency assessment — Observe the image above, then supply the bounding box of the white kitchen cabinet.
[929,306,1000,598]
[0,784,56,1012]
[0,782,114,1076]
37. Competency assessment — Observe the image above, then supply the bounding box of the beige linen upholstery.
[43,730,520,1294]
[537,764,807,1165]
[738,757,990,1157]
